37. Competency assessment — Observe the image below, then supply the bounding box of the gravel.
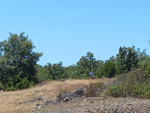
[37,97,150,113]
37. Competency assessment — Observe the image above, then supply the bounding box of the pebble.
[39,97,150,113]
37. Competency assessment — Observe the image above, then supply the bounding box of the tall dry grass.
[0,78,111,113]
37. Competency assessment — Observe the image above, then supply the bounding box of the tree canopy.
[116,46,139,74]
[0,33,42,90]
[0,32,150,91]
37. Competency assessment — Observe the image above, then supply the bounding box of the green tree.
[0,33,42,90]
[138,49,149,67]
[116,46,139,74]
[36,64,50,81]
[36,62,64,81]
[96,60,104,78]
[102,57,116,78]
[51,62,64,79]
[96,56,116,78]
[77,52,98,78]
[63,65,78,79]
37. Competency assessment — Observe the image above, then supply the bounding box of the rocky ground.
[30,88,150,113]
[33,96,150,113]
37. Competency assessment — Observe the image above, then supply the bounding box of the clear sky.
[0,0,150,66]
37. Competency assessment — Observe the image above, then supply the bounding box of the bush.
[4,77,35,91]
[15,78,34,90]
[105,85,122,97]
[106,68,150,99]
[84,82,104,97]
[106,82,150,98]
[6,86,17,91]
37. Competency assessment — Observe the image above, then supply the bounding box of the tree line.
[37,46,148,80]
[0,33,149,91]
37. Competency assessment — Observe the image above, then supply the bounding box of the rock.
[56,88,84,102]
[53,98,60,103]
[34,103,42,109]
[73,88,84,97]
[36,97,43,101]
[63,97,69,102]
[29,97,43,103]
[57,93,72,102]
[32,88,85,111]
[44,100,53,106]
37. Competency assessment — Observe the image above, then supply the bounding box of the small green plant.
[4,77,35,91]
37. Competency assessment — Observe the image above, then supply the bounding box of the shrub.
[106,85,123,97]
[6,86,17,91]
[106,68,150,99]
[84,82,104,97]
[5,77,35,91]
[15,78,34,90]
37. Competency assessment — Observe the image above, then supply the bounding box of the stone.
[29,97,43,103]
[44,100,53,106]
[34,103,42,109]
[36,97,43,101]
[63,97,69,102]
[73,88,84,97]
[32,88,85,110]
[56,88,84,102]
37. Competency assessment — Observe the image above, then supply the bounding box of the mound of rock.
[32,88,84,111]
[56,88,84,102]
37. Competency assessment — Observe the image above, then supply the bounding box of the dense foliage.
[105,47,150,98]
[106,68,150,98]
[36,46,149,81]
[0,33,42,90]
[37,62,64,81]
[0,32,150,92]
[116,46,139,74]
[96,56,116,78]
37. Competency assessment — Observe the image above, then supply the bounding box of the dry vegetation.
[0,78,111,113]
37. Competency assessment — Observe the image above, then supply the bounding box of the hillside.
[2,77,150,113]
[0,78,111,113]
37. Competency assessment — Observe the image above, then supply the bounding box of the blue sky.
[0,0,150,66]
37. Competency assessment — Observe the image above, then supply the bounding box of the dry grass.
[0,78,112,113]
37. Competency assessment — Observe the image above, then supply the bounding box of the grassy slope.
[0,78,111,113]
